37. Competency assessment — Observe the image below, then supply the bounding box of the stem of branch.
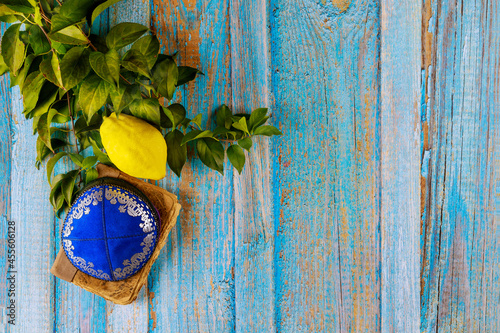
[67,92,80,155]
[186,124,241,143]
[84,33,98,51]
[38,23,52,45]
[38,2,51,24]
[119,75,150,99]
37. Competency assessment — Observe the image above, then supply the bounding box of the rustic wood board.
[271,0,381,331]
[148,0,237,331]
[420,0,500,331]
[380,0,421,332]
[0,0,498,332]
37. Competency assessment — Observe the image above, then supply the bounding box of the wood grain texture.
[420,0,500,331]
[270,0,381,331]
[0,23,12,332]
[148,0,236,332]
[380,0,421,332]
[229,0,276,331]
[9,85,54,331]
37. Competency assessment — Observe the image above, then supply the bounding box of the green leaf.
[0,4,20,22]
[82,156,98,169]
[18,29,29,45]
[161,106,176,128]
[212,126,232,138]
[27,86,58,118]
[47,151,67,184]
[110,84,139,114]
[91,0,122,24]
[33,4,42,25]
[51,41,68,55]
[60,46,90,90]
[46,107,65,127]
[0,4,22,16]
[191,114,202,129]
[54,191,66,212]
[176,66,202,86]
[238,137,252,151]
[152,57,178,100]
[36,137,66,168]
[74,113,103,135]
[85,167,98,183]
[22,71,45,113]
[253,125,282,136]
[28,25,50,55]
[40,52,63,88]
[248,108,268,132]
[88,34,108,53]
[89,136,112,164]
[122,49,151,79]
[68,153,84,167]
[49,176,64,208]
[216,104,232,129]
[50,0,94,33]
[55,201,67,217]
[1,23,25,75]
[0,15,18,23]
[196,138,224,174]
[136,80,155,95]
[39,0,52,12]
[129,98,161,125]
[49,109,70,123]
[162,103,186,128]
[89,49,120,87]
[61,169,80,205]
[0,53,8,76]
[106,22,148,50]
[165,129,186,177]
[79,74,111,122]
[50,25,89,45]
[181,129,214,146]
[227,144,245,174]
[232,116,249,135]
[50,173,64,191]
[9,54,34,89]
[131,34,159,69]
[37,111,58,151]
[180,117,191,130]
[0,1,34,14]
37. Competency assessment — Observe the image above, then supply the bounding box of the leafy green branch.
[0,0,281,216]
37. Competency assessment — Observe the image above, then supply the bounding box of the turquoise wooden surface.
[380,0,421,331]
[420,0,500,331]
[0,1,498,332]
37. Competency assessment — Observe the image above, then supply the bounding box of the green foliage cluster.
[0,0,281,215]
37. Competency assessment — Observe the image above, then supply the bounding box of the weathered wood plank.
[0,23,12,332]
[148,0,236,331]
[420,0,500,331]
[230,0,276,331]
[380,0,421,331]
[10,87,55,330]
[271,0,381,331]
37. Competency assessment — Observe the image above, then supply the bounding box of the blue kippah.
[61,177,159,281]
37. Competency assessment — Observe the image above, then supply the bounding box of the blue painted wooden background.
[0,0,498,332]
